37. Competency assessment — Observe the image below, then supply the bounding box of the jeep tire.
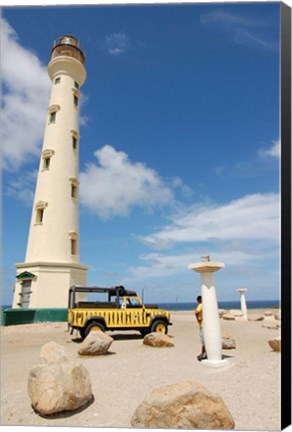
[83,321,106,338]
[151,320,168,334]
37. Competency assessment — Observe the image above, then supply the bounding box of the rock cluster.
[131,380,235,429]
[28,342,92,416]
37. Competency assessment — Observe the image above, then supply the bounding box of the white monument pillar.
[189,256,226,367]
[237,288,248,320]
[13,35,88,309]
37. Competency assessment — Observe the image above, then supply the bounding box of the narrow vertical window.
[55,77,61,84]
[69,177,79,199]
[71,239,77,255]
[73,95,79,106]
[74,81,79,90]
[70,129,79,151]
[49,111,56,123]
[43,157,50,170]
[72,136,77,150]
[35,201,48,225]
[36,209,44,224]
[48,105,60,124]
[42,149,54,171]
[71,184,77,198]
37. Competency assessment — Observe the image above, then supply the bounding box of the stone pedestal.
[189,256,225,366]
[237,288,248,320]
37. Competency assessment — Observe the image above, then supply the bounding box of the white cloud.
[258,139,281,159]
[127,248,266,281]
[1,17,51,171]
[141,193,280,249]
[6,169,38,204]
[80,145,174,219]
[103,32,130,55]
[200,9,278,52]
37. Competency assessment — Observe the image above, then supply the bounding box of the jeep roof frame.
[68,285,138,309]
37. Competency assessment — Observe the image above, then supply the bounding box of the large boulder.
[222,333,236,350]
[143,332,174,347]
[268,337,281,352]
[78,332,113,356]
[131,380,235,429]
[40,341,69,364]
[28,342,93,416]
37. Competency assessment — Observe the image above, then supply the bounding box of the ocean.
[156,299,280,311]
[2,299,280,312]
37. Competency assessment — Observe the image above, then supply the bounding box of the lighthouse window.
[71,239,77,255]
[55,77,61,84]
[72,136,77,149]
[36,209,44,224]
[49,111,56,123]
[71,184,77,198]
[74,81,79,90]
[43,157,50,170]
[73,95,79,106]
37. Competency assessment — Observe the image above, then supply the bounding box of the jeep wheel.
[151,320,168,334]
[84,321,105,338]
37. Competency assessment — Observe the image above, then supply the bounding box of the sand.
[1,310,281,430]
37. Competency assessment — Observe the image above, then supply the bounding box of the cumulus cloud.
[79,145,174,219]
[1,17,51,170]
[141,193,280,249]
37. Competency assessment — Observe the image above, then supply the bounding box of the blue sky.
[1,2,281,305]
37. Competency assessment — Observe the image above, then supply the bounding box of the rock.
[78,332,113,356]
[262,323,280,330]
[229,310,242,317]
[40,341,68,364]
[264,310,273,317]
[222,314,235,321]
[131,380,235,429]
[219,309,227,318]
[248,315,265,322]
[222,333,236,349]
[143,332,174,347]
[274,310,281,321]
[28,361,92,415]
[268,337,281,352]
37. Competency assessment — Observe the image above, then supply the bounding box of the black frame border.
[281,2,291,430]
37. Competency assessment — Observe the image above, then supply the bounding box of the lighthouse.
[12,35,88,309]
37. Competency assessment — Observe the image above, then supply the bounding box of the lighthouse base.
[13,261,88,309]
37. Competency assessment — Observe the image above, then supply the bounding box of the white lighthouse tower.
[13,35,88,309]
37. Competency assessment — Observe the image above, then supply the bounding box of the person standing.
[195,295,207,361]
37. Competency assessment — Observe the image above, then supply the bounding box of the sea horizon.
[1,299,280,311]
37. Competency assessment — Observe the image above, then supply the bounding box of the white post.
[237,288,248,320]
[189,256,226,367]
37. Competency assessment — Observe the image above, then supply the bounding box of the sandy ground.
[1,310,281,430]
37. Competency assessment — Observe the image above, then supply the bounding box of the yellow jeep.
[68,285,172,339]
